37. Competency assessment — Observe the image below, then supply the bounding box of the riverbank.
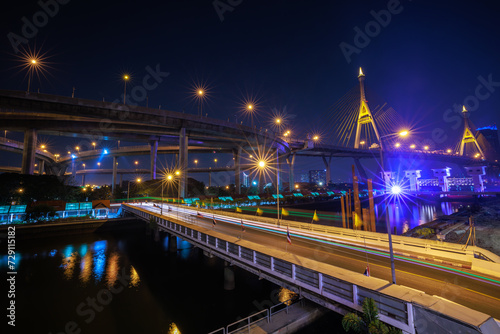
[0,217,141,239]
[404,199,500,256]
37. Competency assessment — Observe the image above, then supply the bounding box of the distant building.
[308,170,326,186]
[477,125,500,160]
[242,172,249,187]
[300,173,309,182]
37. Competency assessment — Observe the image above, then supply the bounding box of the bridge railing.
[185,205,500,265]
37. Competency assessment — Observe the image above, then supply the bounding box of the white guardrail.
[123,204,500,334]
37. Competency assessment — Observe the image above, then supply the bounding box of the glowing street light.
[410,144,416,149]
[423,145,429,151]
[40,144,46,149]
[92,142,96,150]
[394,142,401,148]
[82,163,86,170]
[194,159,198,167]
[75,146,80,153]
[26,58,39,93]
[214,158,218,167]
[127,178,141,202]
[258,159,281,225]
[378,129,409,285]
[123,74,130,104]
[446,149,452,154]
[97,162,101,168]
[313,135,319,141]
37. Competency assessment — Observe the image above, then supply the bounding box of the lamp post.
[127,178,141,202]
[379,130,408,285]
[27,58,38,93]
[175,170,181,218]
[197,89,204,117]
[162,174,173,215]
[123,74,130,104]
[258,159,281,226]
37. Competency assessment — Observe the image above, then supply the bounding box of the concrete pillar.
[179,128,188,198]
[404,170,422,191]
[286,153,296,191]
[112,156,118,194]
[464,166,487,192]
[21,129,37,175]
[224,263,235,290]
[168,234,177,253]
[233,147,241,194]
[150,140,158,180]
[322,156,332,184]
[38,160,45,175]
[432,168,451,192]
[71,160,77,179]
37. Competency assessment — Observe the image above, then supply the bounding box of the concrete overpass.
[124,203,500,334]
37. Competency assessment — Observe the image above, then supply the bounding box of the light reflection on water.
[376,200,461,234]
[278,287,297,306]
[168,322,181,334]
[43,239,141,288]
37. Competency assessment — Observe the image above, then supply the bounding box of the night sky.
[1,0,500,185]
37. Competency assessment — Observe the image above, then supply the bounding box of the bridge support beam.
[322,156,332,184]
[150,140,158,180]
[179,128,188,198]
[71,160,77,180]
[168,233,177,253]
[21,129,37,175]
[224,263,235,291]
[38,160,45,175]
[286,153,296,191]
[233,147,241,195]
[112,156,118,194]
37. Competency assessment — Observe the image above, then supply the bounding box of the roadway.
[136,203,500,319]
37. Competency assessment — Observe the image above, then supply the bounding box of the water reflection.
[278,287,297,306]
[93,240,107,282]
[168,322,181,334]
[106,252,119,287]
[79,252,92,284]
[130,266,140,287]
[376,200,463,234]
[61,251,77,280]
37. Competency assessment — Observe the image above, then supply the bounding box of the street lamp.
[27,58,39,93]
[92,142,96,150]
[214,158,217,168]
[123,74,130,104]
[194,159,198,167]
[257,159,281,226]
[161,174,174,215]
[76,146,80,153]
[196,89,205,117]
[127,178,141,202]
[97,162,101,168]
[379,129,408,285]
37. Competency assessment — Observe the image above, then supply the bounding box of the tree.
[342,298,402,334]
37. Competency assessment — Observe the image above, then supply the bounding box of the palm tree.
[342,298,402,334]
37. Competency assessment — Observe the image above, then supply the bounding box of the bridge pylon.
[459,106,485,157]
[354,68,381,149]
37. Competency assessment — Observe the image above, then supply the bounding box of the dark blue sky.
[1,0,500,185]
